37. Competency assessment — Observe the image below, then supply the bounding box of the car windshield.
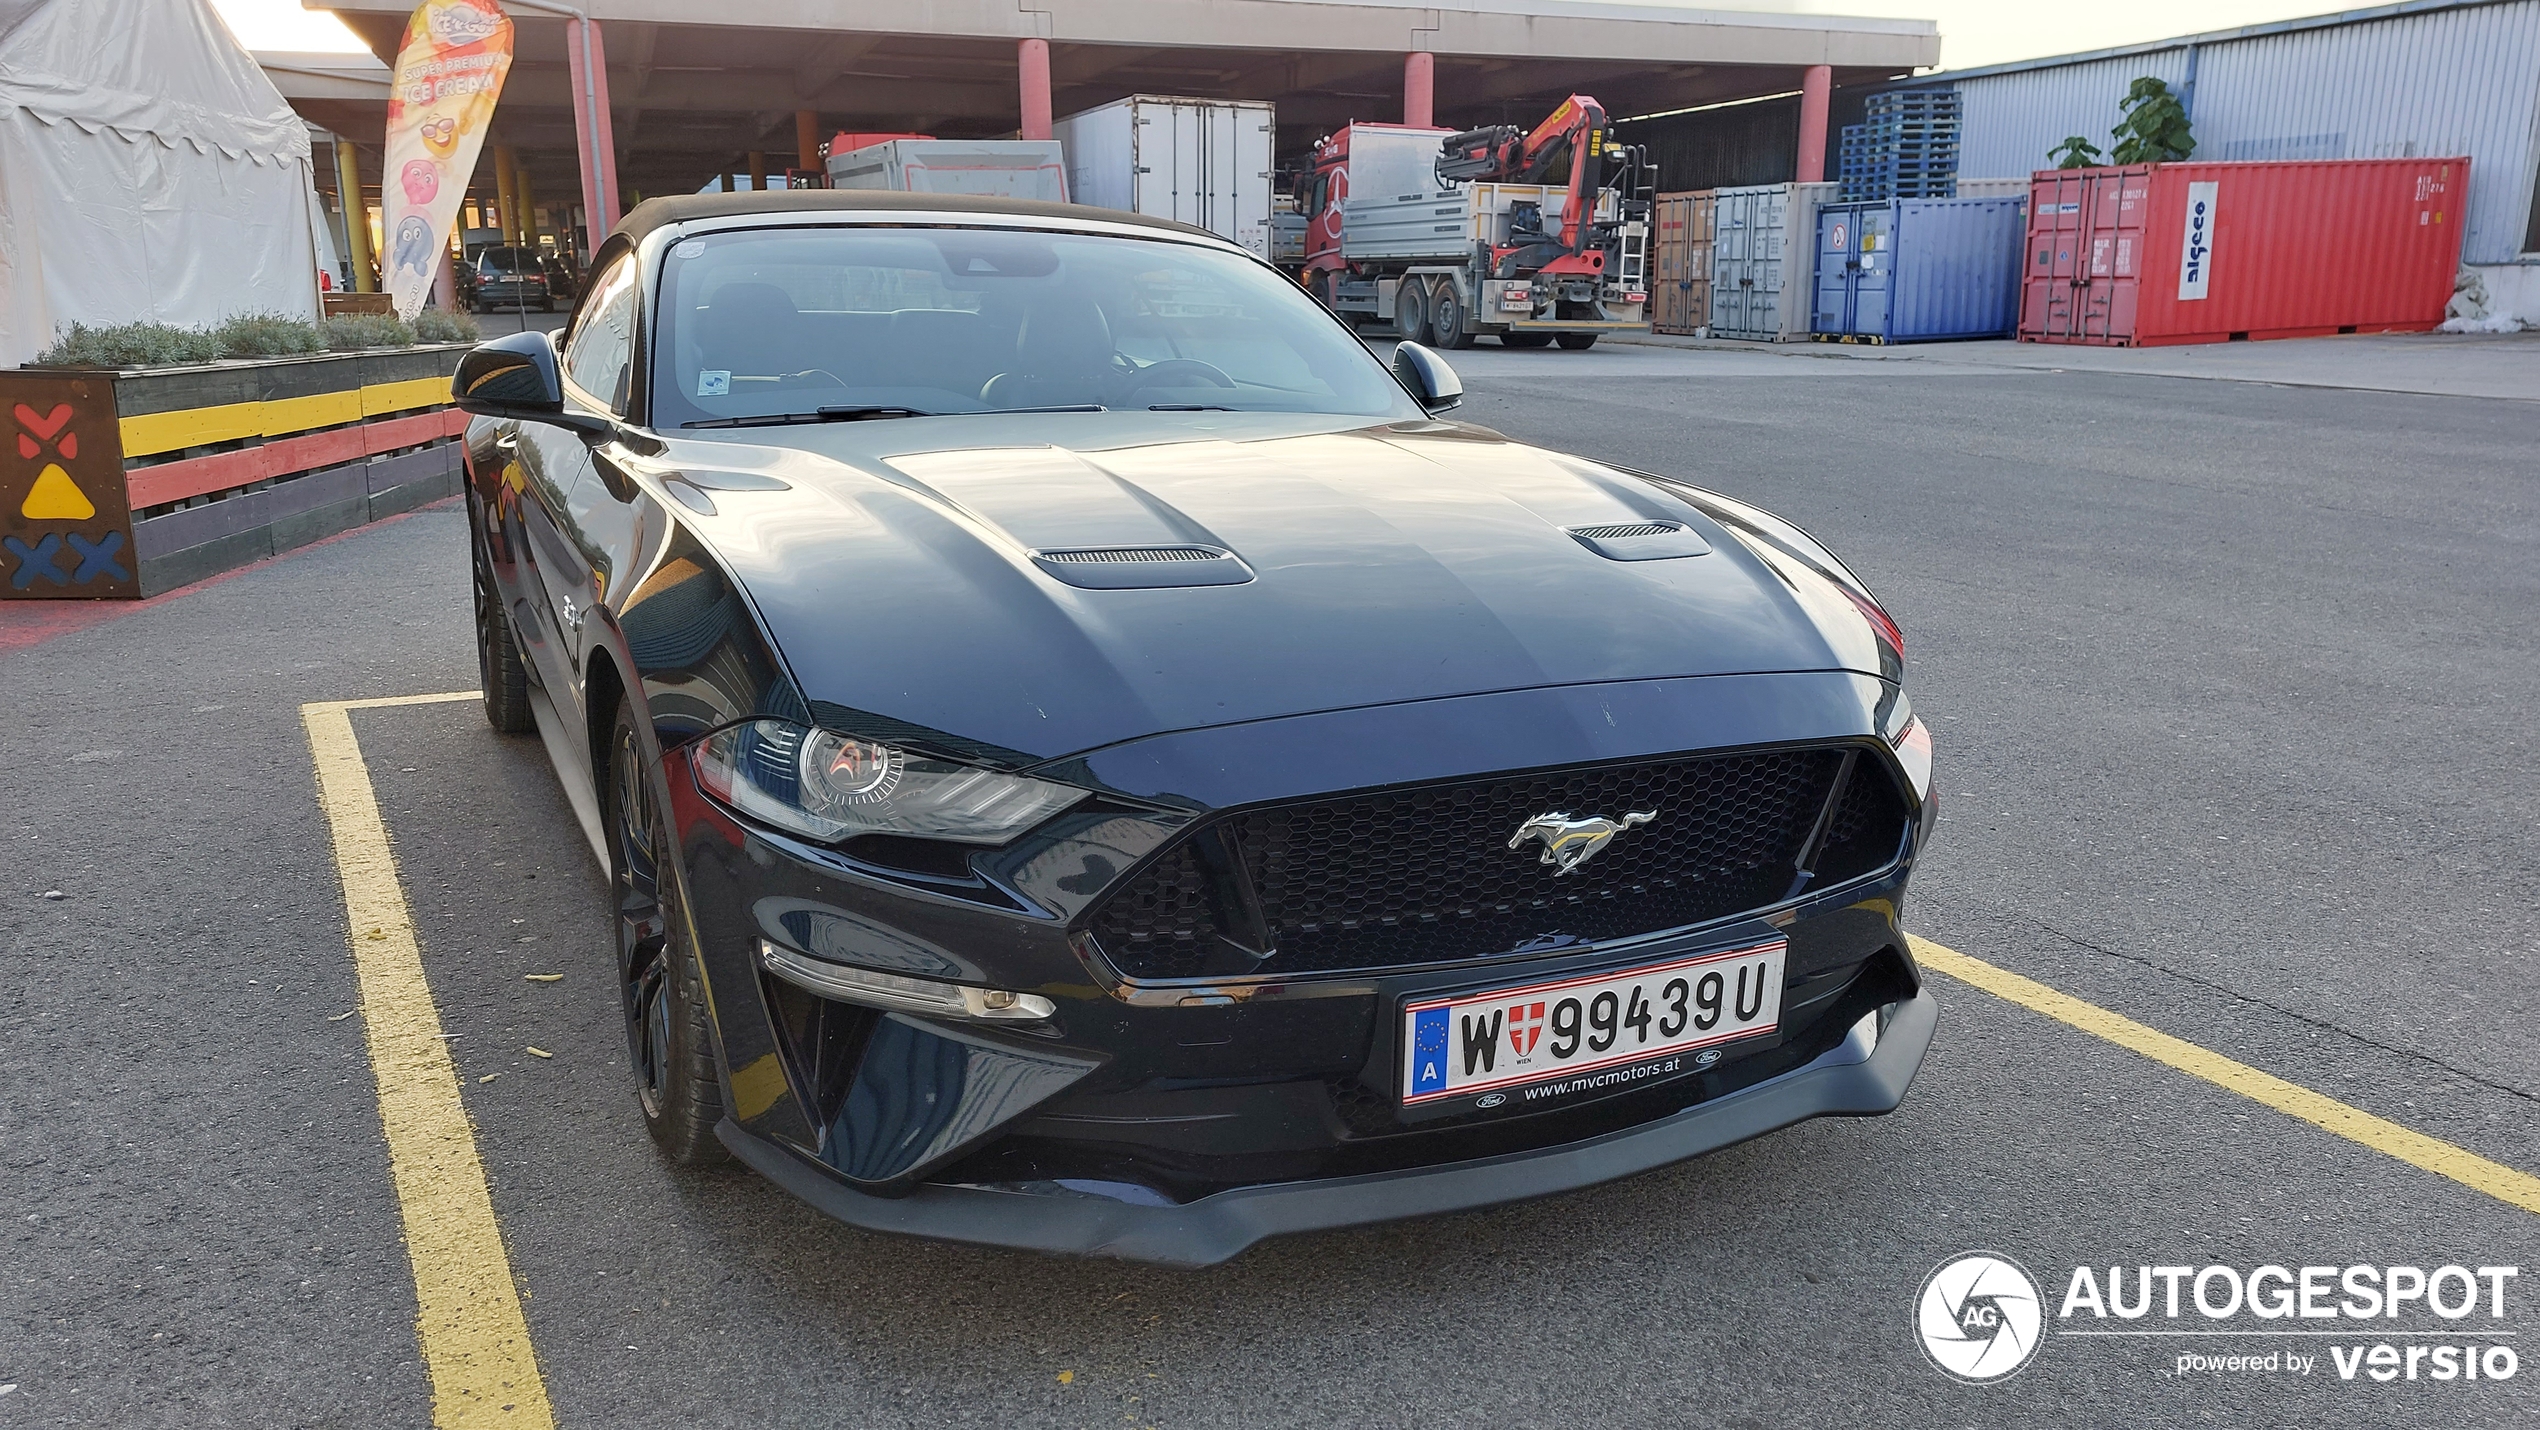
[650,225,1421,427]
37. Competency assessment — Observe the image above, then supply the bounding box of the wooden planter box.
[2,344,472,599]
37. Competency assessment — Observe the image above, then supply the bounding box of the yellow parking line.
[1909,934,2540,1217]
[304,690,555,1430]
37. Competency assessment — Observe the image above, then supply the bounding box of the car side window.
[563,257,636,414]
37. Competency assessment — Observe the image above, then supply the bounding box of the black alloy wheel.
[472,512,535,734]
[1430,280,1474,349]
[1394,280,1430,345]
[607,700,726,1164]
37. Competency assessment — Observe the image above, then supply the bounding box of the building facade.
[1932,0,2540,317]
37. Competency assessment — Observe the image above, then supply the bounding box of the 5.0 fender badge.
[1508,810,1656,875]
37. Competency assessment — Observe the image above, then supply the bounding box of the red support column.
[1404,51,1434,129]
[1796,63,1832,184]
[1018,38,1053,141]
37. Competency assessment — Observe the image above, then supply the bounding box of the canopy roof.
[0,0,309,161]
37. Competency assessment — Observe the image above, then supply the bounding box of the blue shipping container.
[1812,197,2027,342]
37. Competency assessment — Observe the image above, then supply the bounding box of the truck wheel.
[1500,332,1552,349]
[1305,269,1333,309]
[1429,281,1475,349]
[1556,333,1600,351]
[1394,281,1430,344]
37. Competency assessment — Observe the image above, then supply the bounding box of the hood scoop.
[1565,521,1713,562]
[1031,545,1254,590]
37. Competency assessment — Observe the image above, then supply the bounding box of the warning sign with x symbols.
[1,375,138,599]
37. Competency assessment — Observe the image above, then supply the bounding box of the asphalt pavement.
[3,342,2536,1427]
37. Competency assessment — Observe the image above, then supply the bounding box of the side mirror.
[452,330,610,438]
[1391,341,1463,415]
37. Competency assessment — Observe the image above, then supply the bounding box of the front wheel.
[608,699,726,1165]
[472,515,535,734]
[1393,280,1430,345]
[1555,332,1600,351]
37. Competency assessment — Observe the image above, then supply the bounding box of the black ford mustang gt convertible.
[458,190,1938,1266]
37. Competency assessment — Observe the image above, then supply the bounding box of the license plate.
[1401,940,1786,1105]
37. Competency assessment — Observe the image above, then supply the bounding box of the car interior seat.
[980,291,1118,409]
[697,282,805,378]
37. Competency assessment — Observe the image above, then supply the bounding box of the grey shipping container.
[1812,196,2026,342]
[1708,182,1838,340]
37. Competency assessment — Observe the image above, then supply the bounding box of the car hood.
[649,412,1885,767]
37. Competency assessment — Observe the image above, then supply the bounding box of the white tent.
[0,0,322,366]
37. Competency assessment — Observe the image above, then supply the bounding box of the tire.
[1555,333,1600,351]
[1499,332,1553,349]
[472,517,535,734]
[1393,280,1430,345]
[1304,268,1333,310]
[1429,279,1474,349]
[606,698,726,1166]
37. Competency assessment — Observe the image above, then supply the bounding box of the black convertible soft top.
[608,190,1226,249]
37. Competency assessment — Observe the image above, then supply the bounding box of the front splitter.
[720,986,1937,1267]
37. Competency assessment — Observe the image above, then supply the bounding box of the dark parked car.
[455,190,1937,1265]
[467,244,551,311]
[537,253,578,302]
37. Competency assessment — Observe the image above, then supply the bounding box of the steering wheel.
[1126,359,1236,393]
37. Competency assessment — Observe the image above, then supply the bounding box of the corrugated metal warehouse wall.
[1618,97,1800,193]
[1943,0,2540,264]
[1953,51,2194,177]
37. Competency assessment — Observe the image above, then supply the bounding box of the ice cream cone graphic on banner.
[383,0,513,319]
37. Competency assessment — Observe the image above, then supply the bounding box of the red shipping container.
[2019,157,2466,347]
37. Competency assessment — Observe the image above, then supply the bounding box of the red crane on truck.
[1434,94,1623,279]
[1300,95,1652,349]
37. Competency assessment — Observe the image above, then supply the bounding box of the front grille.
[1087,747,1914,980]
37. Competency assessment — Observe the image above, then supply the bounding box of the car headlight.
[692,720,1083,845]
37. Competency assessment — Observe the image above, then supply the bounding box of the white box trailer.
[825,139,1068,202]
[1054,96,1275,258]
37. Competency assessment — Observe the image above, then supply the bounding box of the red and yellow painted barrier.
[0,346,470,599]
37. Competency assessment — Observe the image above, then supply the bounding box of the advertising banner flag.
[382,0,513,319]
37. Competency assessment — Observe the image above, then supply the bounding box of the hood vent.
[1564,520,1713,562]
[1031,545,1254,590]
[1041,546,1226,564]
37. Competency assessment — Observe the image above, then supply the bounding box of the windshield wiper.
[975,404,1107,414]
[1148,404,1235,412]
[683,405,933,429]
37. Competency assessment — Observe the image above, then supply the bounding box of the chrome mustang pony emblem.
[1507,810,1656,876]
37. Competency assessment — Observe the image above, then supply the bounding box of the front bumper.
[662,670,1934,1254]
[718,986,1934,1266]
